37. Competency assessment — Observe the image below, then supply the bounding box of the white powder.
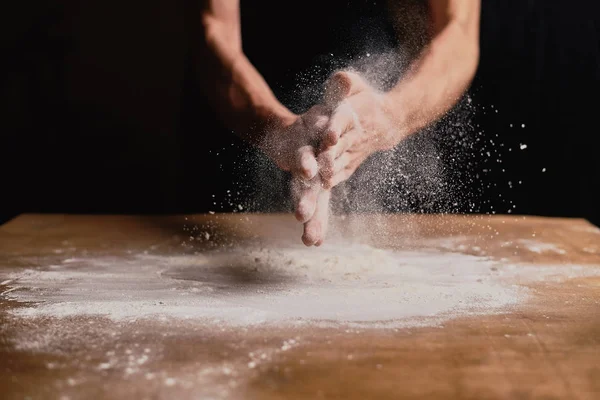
[2,242,600,328]
[516,239,566,254]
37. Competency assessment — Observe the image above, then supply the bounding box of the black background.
[1,0,599,226]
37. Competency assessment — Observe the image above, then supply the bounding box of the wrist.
[262,107,296,132]
[245,105,295,146]
[381,91,412,144]
[226,53,297,146]
[252,108,297,157]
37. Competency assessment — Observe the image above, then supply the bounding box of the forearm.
[385,16,479,140]
[199,16,294,144]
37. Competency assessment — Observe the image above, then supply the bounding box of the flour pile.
[3,243,599,328]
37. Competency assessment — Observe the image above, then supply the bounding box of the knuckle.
[300,151,311,163]
[325,127,338,139]
[314,116,329,131]
[327,129,339,141]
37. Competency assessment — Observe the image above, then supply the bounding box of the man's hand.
[294,0,482,247]
[259,105,336,246]
[291,178,331,246]
[318,70,402,189]
[291,70,404,247]
[260,105,332,181]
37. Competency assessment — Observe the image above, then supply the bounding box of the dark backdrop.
[1,0,599,226]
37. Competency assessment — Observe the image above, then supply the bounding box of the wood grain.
[1,213,599,400]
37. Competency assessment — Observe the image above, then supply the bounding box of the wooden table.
[1,213,600,400]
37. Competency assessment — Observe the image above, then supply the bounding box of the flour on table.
[2,242,600,328]
[515,239,567,254]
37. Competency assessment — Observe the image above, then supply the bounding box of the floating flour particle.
[164,378,176,386]
[137,354,149,365]
[98,363,112,370]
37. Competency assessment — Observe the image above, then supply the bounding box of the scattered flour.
[2,243,600,328]
[516,239,566,254]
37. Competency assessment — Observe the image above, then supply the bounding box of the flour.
[516,239,566,254]
[3,242,600,328]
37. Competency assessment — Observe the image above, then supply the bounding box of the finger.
[322,103,355,149]
[302,189,331,246]
[290,145,318,180]
[328,166,355,189]
[323,70,370,107]
[317,147,336,179]
[292,177,321,223]
[318,129,358,179]
[321,128,339,148]
[322,152,352,189]
[321,123,339,148]
[302,104,330,140]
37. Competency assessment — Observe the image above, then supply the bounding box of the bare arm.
[287,1,480,247]
[196,0,295,143]
[385,0,481,137]
[197,0,333,247]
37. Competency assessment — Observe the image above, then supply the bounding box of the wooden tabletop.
[1,213,600,400]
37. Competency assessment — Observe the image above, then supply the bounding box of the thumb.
[324,70,369,107]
